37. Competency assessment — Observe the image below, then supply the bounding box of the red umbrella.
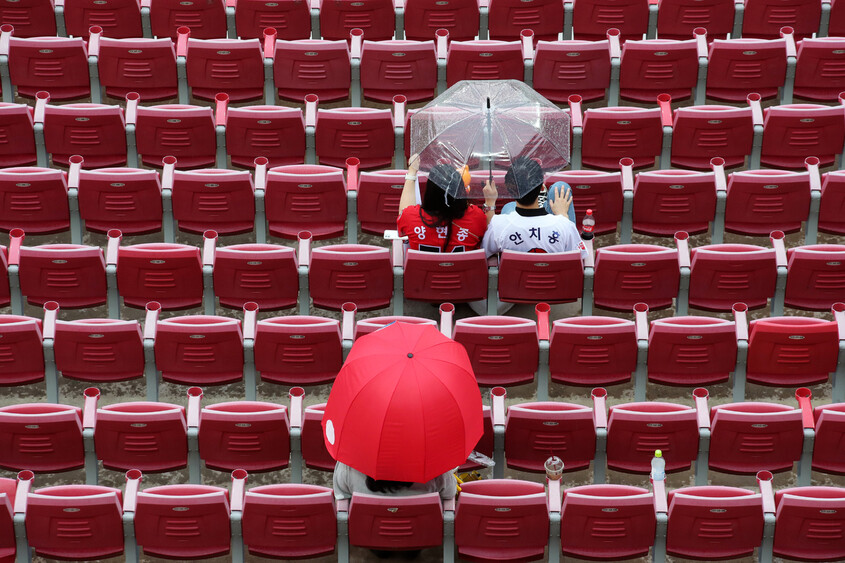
[322,322,483,483]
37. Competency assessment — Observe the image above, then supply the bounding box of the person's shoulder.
[463,204,487,220]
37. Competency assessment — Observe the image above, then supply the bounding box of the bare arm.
[398,154,421,215]
[482,179,498,225]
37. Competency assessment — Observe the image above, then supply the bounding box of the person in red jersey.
[397,155,497,252]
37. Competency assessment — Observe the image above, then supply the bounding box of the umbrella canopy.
[322,322,483,483]
[410,79,570,199]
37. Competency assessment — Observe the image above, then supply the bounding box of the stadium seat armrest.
[391,236,404,268]
[393,94,406,128]
[106,230,122,267]
[187,387,202,428]
[125,92,138,125]
[68,155,82,189]
[781,26,796,57]
[796,388,814,429]
[568,95,583,128]
[0,25,10,57]
[226,0,236,6]
[8,228,23,266]
[757,471,776,514]
[350,28,362,59]
[262,28,276,60]
[34,91,49,124]
[88,26,101,57]
[143,302,160,340]
[289,387,304,428]
[254,157,267,192]
[607,28,621,59]
[124,470,141,513]
[436,29,449,60]
[298,232,312,268]
[14,472,32,515]
[439,303,454,339]
[651,477,668,513]
[346,157,359,193]
[337,498,349,513]
[42,302,58,340]
[215,93,228,127]
[536,303,550,342]
[243,302,258,341]
[621,158,634,192]
[547,478,562,513]
[634,303,649,342]
[807,157,821,192]
[694,388,710,429]
[140,0,150,8]
[521,29,534,60]
[162,155,175,191]
[770,231,787,268]
[711,157,727,192]
[176,27,190,58]
[657,94,673,127]
[305,95,318,128]
[202,230,217,268]
[443,497,455,512]
[834,303,845,341]
[341,302,356,341]
[695,27,708,58]
[733,303,749,341]
[491,386,506,426]
[82,387,99,430]
[675,232,690,268]
[592,388,608,429]
[582,237,594,268]
[230,470,246,512]
[748,94,764,127]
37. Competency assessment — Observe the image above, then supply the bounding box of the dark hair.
[505,156,544,204]
[422,164,469,223]
[365,476,415,494]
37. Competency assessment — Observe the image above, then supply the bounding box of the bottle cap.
[654,450,662,458]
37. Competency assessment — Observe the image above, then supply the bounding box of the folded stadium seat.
[773,487,845,561]
[546,169,623,235]
[253,316,343,385]
[742,0,820,39]
[560,484,656,559]
[75,165,163,235]
[301,403,336,470]
[532,38,613,103]
[24,481,126,560]
[233,0,311,39]
[199,401,291,472]
[0,402,84,472]
[107,232,205,311]
[632,167,718,237]
[0,103,37,167]
[820,170,845,236]
[619,36,704,103]
[183,36,266,102]
[593,244,681,311]
[687,243,777,311]
[63,0,143,38]
[812,403,845,476]
[576,104,670,170]
[168,167,255,236]
[359,40,438,103]
[445,39,525,87]
[793,38,845,102]
[606,400,701,473]
[55,317,144,385]
[487,0,564,40]
[670,104,755,170]
[760,104,845,169]
[403,0,477,41]
[314,106,396,169]
[0,478,14,562]
[0,313,45,386]
[94,400,189,472]
[549,316,637,386]
[496,249,586,311]
[152,315,245,386]
[93,37,178,101]
[0,0,56,37]
[225,106,306,168]
[402,249,490,305]
[6,35,91,100]
[307,244,393,311]
[656,0,734,39]
[0,167,69,235]
[132,482,232,559]
[263,164,347,240]
[16,243,108,309]
[353,314,437,337]
[242,484,337,558]
[149,0,226,39]
[784,245,845,311]
[345,492,445,552]
[708,400,805,474]
[273,39,351,103]
[454,480,550,562]
[453,316,539,387]
[42,102,128,168]
[647,316,737,386]
[212,244,299,311]
[133,104,218,169]
[746,315,839,386]
[570,0,650,41]
[504,401,597,472]
[0,247,9,308]
[319,0,394,41]
[666,485,765,559]
[356,169,406,235]
[706,37,788,102]
[725,166,813,235]
[830,0,845,35]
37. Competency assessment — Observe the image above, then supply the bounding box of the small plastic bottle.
[651,449,665,481]
[581,209,595,241]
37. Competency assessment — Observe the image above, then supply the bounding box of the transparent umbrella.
[410,79,570,200]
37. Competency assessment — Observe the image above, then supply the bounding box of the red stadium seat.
[632,168,718,236]
[154,315,244,386]
[254,316,343,385]
[148,0,226,39]
[0,313,44,386]
[76,166,163,235]
[746,316,839,386]
[0,103,37,167]
[184,37,265,102]
[17,244,107,308]
[670,105,755,169]
[403,0,479,41]
[532,39,612,103]
[0,0,56,37]
[134,104,217,169]
[725,167,812,236]
[496,249,585,306]
[0,167,68,235]
[688,243,777,311]
[656,0,734,39]
[571,0,649,41]
[813,403,845,475]
[402,249,489,304]
[760,104,845,169]
[353,314,436,338]
[308,244,393,311]
[706,37,787,102]
[319,0,394,41]
[212,244,299,311]
[301,403,336,470]
[64,0,143,38]
[199,401,291,472]
[549,316,637,386]
[455,480,549,561]
[0,402,83,472]
[742,0,820,39]
[55,318,144,382]
[619,37,702,103]
[593,244,680,311]
[94,401,188,472]
[8,36,90,100]
[315,106,396,169]
[820,170,845,236]
[242,483,337,558]
[347,492,444,551]
[784,245,845,311]
[560,484,656,559]
[794,38,845,102]
[579,105,667,170]
[94,37,178,101]
[170,168,255,235]
[264,164,347,240]
[774,486,845,561]
[356,168,406,235]
[446,39,524,87]
[487,0,563,40]
[359,40,437,103]
[647,316,737,386]
[43,103,127,168]
[233,0,311,39]
[547,169,623,235]
[225,106,306,168]
[666,486,764,559]
[273,39,351,103]
[505,401,597,472]
[453,316,539,387]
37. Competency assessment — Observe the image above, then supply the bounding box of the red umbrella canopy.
[322,322,483,483]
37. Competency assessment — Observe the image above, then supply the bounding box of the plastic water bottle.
[651,449,665,481]
[581,209,595,241]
